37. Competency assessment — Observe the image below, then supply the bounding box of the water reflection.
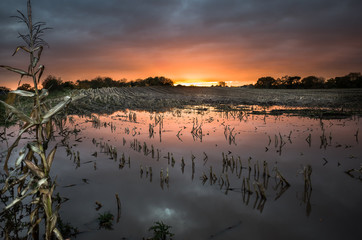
[1,106,362,239]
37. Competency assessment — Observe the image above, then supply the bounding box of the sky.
[0,0,361,89]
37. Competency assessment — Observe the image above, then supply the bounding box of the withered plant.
[0,0,71,239]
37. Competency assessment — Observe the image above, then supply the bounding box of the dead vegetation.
[61,87,362,116]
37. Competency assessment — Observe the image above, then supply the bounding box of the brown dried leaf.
[28,142,42,155]
[35,65,45,83]
[24,160,45,178]
[36,46,43,59]
[41,96,71,124]
[15,146,27,167]
[39,88,49,100]
[12,46,31,56]
[19,122,36,136]
[47,146,57,169]
[0,65,30,77]
[0,100,34,124]
[32,57,39,68]
[4,135,21,175]
[29,207,39,222]
[50,213,58,233]
[42,193,52,218]
[27,217,42,235]
[46,119,53,139]
[10,89,35,97]
[53,228,64,240]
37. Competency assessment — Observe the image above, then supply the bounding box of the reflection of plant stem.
[115,194,121,223]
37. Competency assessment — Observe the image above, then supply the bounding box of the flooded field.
[1,105,362,239]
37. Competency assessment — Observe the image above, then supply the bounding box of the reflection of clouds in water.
[152,207,175,219]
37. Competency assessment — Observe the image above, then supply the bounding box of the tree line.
[13,75,174,92]
[1,72,361,93]
[254,72,362,89]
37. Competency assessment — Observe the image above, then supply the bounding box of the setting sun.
[174,80,218,87]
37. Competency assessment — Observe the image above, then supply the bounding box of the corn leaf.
[37,178,48,188]
[31,197,40,205]
[10,89,35,97]
[15,146,27,167]
[50,213,58,233]
[27,218,42,235]
[35,65,45,83]
[12,46,31,56]
[47,146,57,168]
[1,172,29,195]
[0,100,34,124]
[4,135,21,175]
[4,198,22,211]
[19,122,36,136]
[20,177,33,196]
[45,119,53,139]
[32,57,39,68]
[53,228,64,240]
[39,88,49,100]
[3,178,47,211]
[42,193,52,218]
[24,160,45,178]
[41,96,71,124]
[0,65,30,77]
[36,45,43,59]
[29,206,39,222]
[28,142,42,155]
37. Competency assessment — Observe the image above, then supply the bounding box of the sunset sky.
[0,0,361,89]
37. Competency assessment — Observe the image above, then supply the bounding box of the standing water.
[1,106,361,239]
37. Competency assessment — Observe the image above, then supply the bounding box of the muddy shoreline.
[64,86,362,118]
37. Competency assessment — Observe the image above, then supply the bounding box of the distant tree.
[273,78,283,88]
[253,72,362,89]
[89,76,104,89]
[129,80,136,87]
[218,81,227,87]
[74,76,174,89]
[346,72,362,88]
[335,76,350,88]
[255,77,275,88]
[116,78,128,87]
[333,72,362,88]
[280,75,301,88]
[42,75,64,92]
[76,79,91,89]
[0,86,10,95]
[153,76,173,86]
[301,76,325,88]
[141,76,173,86]
[62,81,75,90]
[325,78,336,88]
[17,83,34,91]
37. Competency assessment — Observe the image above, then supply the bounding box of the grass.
[98,212,114,229]
[147,221,174,240]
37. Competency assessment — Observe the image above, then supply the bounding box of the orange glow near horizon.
[174,81,219,87]
[174,80,236,87]
[0,42,355,90]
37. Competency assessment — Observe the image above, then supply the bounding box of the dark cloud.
[0,0,361,88]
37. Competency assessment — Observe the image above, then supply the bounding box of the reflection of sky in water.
[1,107,362,239]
